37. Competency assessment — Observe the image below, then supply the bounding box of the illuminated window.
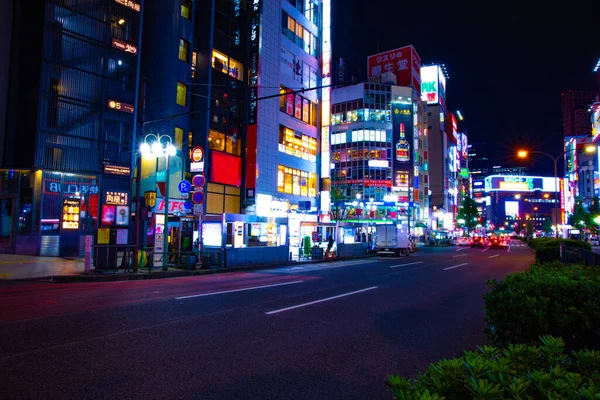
[208,130,225,151]
[278,125,317,162]
[211,50,243,81]
[175,127,183,150]
[191,51,197,78]
[176,82,187,106]
[226,134,241,156]
[179,39,189,62]
[181,0,191,19]
[278,165,316,198]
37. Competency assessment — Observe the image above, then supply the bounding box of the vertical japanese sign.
[367,45,421,95]
[245,0,261,200]
[392,103,414,188]
[320,0,332,213]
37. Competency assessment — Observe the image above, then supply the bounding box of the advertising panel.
[367,45,421,94]
[420,65,439,104]
[505,201,519,218]
[392,103,413,187]
[446,113,458,144]
[211,151,242,187]
[592,104,600,140]
[438,67,447,111]
[484,175,559,192]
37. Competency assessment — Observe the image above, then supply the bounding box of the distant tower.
[338,58,346,84]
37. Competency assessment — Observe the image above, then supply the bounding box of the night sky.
[332,4,600,175]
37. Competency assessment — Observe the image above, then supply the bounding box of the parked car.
[457,237,471,246]
[471,236,489,248]
[588,235,599,246]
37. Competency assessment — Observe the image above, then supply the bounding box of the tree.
[456,196,479,231]
[542,217,553,233]
[330,185,349,222]
[587,196,600,233]
[568,198,589,230]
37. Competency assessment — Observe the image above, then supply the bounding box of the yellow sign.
[144,191,157,207]
[499,181,529,191]
[98,228,110,245]
[62,198,80,230]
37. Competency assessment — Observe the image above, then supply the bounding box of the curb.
[13,253,380,283]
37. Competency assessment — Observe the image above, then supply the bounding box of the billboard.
[592,103,600,140]
[484,175,559,192]
[446,113,458,144]
[392,103,414,187]
[505,201,519,218]
[420,65,439,104]
[438,67,447,111]
[367,45,421,94]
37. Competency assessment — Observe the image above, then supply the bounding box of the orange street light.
[517,150,528,158]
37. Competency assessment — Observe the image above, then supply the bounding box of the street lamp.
[141,134,176,271]
[517,146,597,238]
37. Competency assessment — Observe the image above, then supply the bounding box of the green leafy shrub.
[535,243,561,262]
[529,238,591,263]
[386,336,600,399]
[484,263,600,351]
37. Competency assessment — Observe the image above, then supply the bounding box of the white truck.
[376,224,411,256]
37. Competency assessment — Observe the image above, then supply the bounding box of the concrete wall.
[225,245,290,267]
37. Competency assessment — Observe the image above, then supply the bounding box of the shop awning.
[415,222,427,228]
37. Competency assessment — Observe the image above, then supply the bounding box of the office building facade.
[1,0,143,256]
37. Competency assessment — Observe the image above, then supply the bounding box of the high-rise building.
[562,90,599,137]
[330,82,428,232]
[0,0,143,256]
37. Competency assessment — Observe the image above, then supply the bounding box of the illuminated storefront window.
[278,126,317,162]
[277,165,317,197]
[280,86,317,126]
[208,129,241,156]
[211,50,244,81]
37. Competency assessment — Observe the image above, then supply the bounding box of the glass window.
[226,134,241,156]
[287,16,295,32]
[212,50,228,74]
[228,58,243,81]
[179,39,189,62]
[175,127,184,151]
[176,82,187,106]
[181,0,191,19]
[208,130,225,151]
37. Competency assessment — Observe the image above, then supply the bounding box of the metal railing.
[560,243,600,266]
[93,245,224,273]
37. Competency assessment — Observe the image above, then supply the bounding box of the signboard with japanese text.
[114,0,140,12]
[104,191,129,206]
[391,103,414,187]
[367,45,421,95]
[43,179,98,195]
[111,38,138,54]
[62,198,80,230]
[108,99,134,114]
[484,175,559,192]
[97,228,110,244]
[103,164,131,177]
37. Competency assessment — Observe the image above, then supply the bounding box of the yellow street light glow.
[517,150,528,158]
[585,145,596,153]
[118,18,126,25]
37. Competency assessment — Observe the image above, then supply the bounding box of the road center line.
[489,254,500,258]
[390,261,424,268]
[175,280,304,300]
[443,263,469,271]
[453,253,468,258]
[265,286,378,315]
[455,247,468,252]
[482,247,490,252]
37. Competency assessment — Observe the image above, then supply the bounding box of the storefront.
[149,197,195,266]
[202,213,289,267]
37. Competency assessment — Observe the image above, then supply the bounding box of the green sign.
[460,168,469,179]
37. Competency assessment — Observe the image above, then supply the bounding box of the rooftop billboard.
[484,175,559,192]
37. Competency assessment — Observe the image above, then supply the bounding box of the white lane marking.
[455,247,468,252]
[507,246,511,253]
[390,261,424,268]
[443,263,469,271]
[270,260,379,274]
[175,280,304,300]
[482,247,490,252]
[453,253,468,258]
[489,254,500,259]
[265,286,378,315]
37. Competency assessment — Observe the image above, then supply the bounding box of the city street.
[0,240,533,400]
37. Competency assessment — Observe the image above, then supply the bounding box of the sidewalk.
[0,252,379,283]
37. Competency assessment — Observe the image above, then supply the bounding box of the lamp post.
[140,134,176,271]
[517,145,596,239]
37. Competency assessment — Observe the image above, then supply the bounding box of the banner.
[391,103,414,188]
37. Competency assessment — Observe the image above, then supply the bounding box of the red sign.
[191,191,205,204]
[367,45,421,94]
[192,174,205,187]
[111,38,138,54]
[156,199,190,213]
[344,179,392,187]
[446,113,458,144]
[211,151,241,187]
[191,146,204,162]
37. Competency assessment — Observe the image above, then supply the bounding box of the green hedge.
[484,263,600,351]
[386,336,600,399]
[528,238,591,263]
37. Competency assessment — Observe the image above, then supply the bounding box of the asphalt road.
[0,240,533,400]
